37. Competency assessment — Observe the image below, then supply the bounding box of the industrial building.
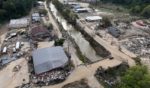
[32,46,69,75]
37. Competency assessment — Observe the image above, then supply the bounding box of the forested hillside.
[0,0,36,23]
[100,0,150,18]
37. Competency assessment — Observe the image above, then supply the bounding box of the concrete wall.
[75,21,111,58]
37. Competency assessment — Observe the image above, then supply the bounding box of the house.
[32,46,69,75]
[107,27,121,38]
[85,16,102,22]
[9,18,29,29]
[32,12,41,23]
[30,25,50,40]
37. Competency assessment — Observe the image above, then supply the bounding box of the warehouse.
[32,46,69,75]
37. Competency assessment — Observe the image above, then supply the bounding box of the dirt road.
[83,26,135,66]
[44,2,62,39]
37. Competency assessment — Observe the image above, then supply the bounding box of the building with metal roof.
[85,16,102,22]
[74,8,88,13]
[32,46,68,75]
[9,18,29,29]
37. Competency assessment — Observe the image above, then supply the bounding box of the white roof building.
[85,16,102,22]
[9,18,29,29]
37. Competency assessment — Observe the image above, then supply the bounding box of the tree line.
[99,0,150,18]
[0,0,36,23]
[52,0,78,25]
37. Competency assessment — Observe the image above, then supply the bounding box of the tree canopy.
[118,65,150,88]
[0,0,36,23]
[99,0,150,18]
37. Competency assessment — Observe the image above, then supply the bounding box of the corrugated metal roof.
[86,16,102,21]
[9,18,29,28]
[32,46,68,74]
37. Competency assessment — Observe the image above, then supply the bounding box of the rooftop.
[32,46,68,74]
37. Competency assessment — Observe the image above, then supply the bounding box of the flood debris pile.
[30,25,52,41]
[0,29,29,68]
[121,36,150,57]
[16,83,32,88]
[28,46,73,87]
[62,79,90,88]
[30,68,70,86]
[95,62,128,88]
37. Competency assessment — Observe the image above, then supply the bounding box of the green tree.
[130,5,141,14]
[39,9,47,16]
[118,65,150,88]
[0,0,36,23]
[141,5,150,18]
[101,16,112,28]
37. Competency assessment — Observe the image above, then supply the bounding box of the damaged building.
[30,25,50,41]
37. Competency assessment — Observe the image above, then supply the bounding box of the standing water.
[50,3,103,62]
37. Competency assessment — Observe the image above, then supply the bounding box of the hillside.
[0,0,36,23]
[99,0,150,18]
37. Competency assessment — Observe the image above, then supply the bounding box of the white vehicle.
[16,42,20,50]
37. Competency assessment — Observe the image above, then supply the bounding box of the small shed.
[9,18,29,29]
[107,27,120,38]
[32,46,69,75]
[85,16,102,22]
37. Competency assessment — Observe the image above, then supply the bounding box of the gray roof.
[32,46,68,74]
[107,27,120,38]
